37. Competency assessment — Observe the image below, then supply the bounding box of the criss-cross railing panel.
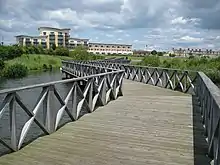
[74,61,197,94]
[0,65,124,154]
[195,72,220,165]
[62,60,220,164]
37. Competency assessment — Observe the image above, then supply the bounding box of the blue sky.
[1,0,220,51]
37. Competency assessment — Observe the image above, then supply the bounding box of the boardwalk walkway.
[0,80,208,165]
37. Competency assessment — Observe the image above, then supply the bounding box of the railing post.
[9,93,17,151]
[43,85,56,134]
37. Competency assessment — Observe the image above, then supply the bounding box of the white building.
[15,35,47,48]
[68,38,89,49]
[87,43,133,55]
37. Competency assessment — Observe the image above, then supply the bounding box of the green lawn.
[6,54,74,71]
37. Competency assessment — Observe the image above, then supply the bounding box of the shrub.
[0,45,23,60]
[0,59,5,70]
[70,46,90,60]
[3,63,28,78]
[42,64,48,70]
[55,47,69,56]
[188,55,194,59]
[157,52,163,56]
[169,54,176,57]
[140,56,160,67]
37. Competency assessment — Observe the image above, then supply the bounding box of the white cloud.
[171,17,187,24]
[180,36,203,42]
[1,0,220,50]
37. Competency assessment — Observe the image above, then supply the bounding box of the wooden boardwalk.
[0,80,209,165]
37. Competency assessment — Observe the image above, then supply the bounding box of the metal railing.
[0,62,124,152]
[195,72,220,165]
[73,61,197,94]
[64,60,220,164]
[74,57,131,65]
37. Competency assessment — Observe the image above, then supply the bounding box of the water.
[0,69,63,89]
[0,70,82,155]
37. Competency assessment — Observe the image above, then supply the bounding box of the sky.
[0,0,220,51]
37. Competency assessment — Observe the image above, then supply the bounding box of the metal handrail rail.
[0,61,124,153]
[70,59,220,164]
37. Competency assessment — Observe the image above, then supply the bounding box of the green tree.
[37,45,45,54]
[157,52,163,56]
[55,47,69,56]
[0,59,5,70]
[140,56,160,67]
[70,46,89,60]
[51,44,56,50]
[151,50,157,55]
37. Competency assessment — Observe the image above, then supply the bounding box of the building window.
[58,32,62,35]
[50,32,54,34]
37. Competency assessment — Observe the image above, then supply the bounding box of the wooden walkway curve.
[0,80,209,165]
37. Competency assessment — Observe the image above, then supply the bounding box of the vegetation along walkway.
[0,80,209,165]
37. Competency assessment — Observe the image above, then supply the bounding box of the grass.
[6,54,74,71]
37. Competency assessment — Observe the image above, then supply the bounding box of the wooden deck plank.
[0,80,209,165]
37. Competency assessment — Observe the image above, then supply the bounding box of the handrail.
[195,72,220,164]
[76,60,197,94]
[1,58,220,164]
[86,60,197,73]
[0,63,123,94]
[72,59,220,164]
[0,61,124,153]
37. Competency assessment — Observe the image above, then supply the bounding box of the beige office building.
[38,27,70,48]
[15,27,71,49]
[88,43,133,55]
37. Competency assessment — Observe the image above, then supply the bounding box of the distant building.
[68,38,89,49]
[38,27,70,48]
[87,43,133,55]
[15,27,133,54]
[172,48,220,56]
[15,27,71,49]
[15,35,47,48]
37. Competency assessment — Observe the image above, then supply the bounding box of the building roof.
[38,27,71,31]
[89,42,132,46]
[69,37,89,41]
[15,35,47,38]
